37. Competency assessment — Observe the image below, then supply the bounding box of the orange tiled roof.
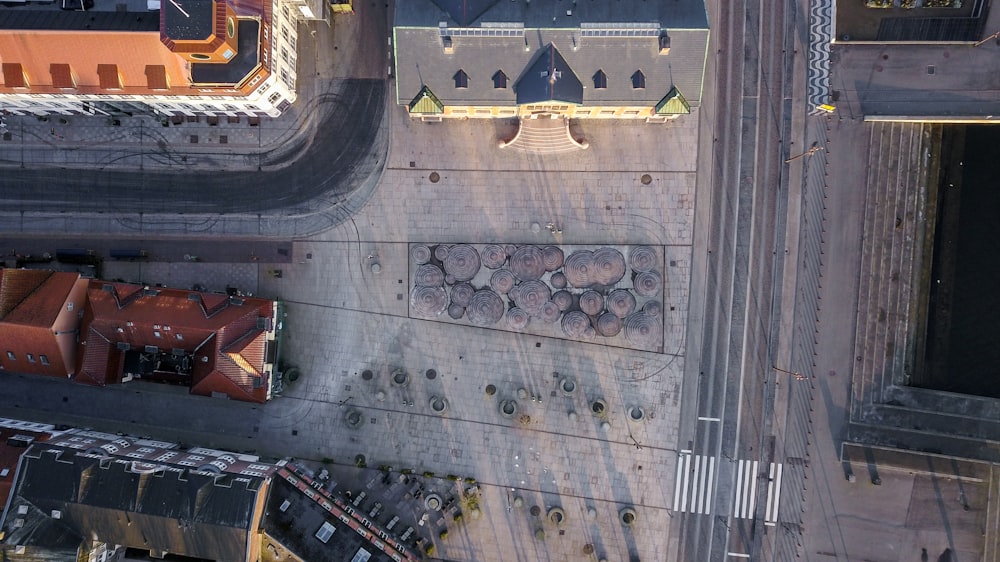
[76,281,274,402]
[0,31,191,95]
[0,269,54,319]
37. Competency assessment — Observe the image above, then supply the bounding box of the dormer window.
[631,70,646,89]
[593,69,607,90]
[492,70,507,89]
[454,69,469,89]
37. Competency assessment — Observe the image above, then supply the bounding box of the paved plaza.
[247,112,700,561]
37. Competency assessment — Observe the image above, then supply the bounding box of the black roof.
[191,19,260,85]
[163,0,215,40]
[515,44,583,105]
[0,9,159,31]
[3,445,264,561]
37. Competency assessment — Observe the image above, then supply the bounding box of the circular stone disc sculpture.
[642,300,663,318]
[563,250,595,288]
[450,282,475,307]
[579,290,604,316]
[633,271,663,298]
[513,280,551,317]
[411,245,431,264]
[481,244,507,269]
[434,244,451,261]
[561,311,591,338]
[623,312,663,347]
[443,244,481,282]
[596,312,623,337]
[414,264,445,287]
[467,290,505,326]
[629,246,659,273]
[550,272,568,289]
[542,246,565,271]
[410,286,448,318]
[510,246,546,281]
[552,290,574,312]
[606,289,637,319]
[448,304,465,319]
[591,247,626,286]
[505,307,530,331]
[539,301,561,323]
[490,269,516,294]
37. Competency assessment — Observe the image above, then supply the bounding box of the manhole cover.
[429,172,441,183]
[361,370,374,381]
[530,505,541,516]
[485,384,497,396]
[426,369,437,380]
[640,174,652,185]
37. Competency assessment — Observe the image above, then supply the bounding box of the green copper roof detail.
[655,86,690,115]
[409,85,444,114]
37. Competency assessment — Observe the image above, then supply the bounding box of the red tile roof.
[0,270,87,378]
[76,282,274,402]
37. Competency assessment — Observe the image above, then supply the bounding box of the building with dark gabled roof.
[75,280,281,403]
[0,438,277,561]
[393,0,708,122]
[0,270,89,380]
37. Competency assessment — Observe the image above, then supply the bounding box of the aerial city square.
[0,0,998,560]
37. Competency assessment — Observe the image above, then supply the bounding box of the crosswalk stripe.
[680,452,691,513]
[673,452,716,516]
[733,459,745,518]
[672,452,685,512]
[732,461,783,523]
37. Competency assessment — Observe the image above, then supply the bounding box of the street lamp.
[772,366,807,381]
[785,145,824,163]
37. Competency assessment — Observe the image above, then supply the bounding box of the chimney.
[658,32,670,55]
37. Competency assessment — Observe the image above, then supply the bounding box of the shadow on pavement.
[0,79,387,237]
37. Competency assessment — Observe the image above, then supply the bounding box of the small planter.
[429,396,449,414]
[345,410,364,429]
[628,406,645,422]
[425,494,443,511]
[534,528,546,540]
[547,507,565,525]
[559,376,577,396]
[391,368,409,387]
[591,399,608,416]
[619,507,637,527]
[500,400,518,418]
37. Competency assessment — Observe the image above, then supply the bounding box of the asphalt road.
[679,0,797,559]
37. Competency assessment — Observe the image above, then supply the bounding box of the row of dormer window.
[1,62,171,91]
[452,69,647,89]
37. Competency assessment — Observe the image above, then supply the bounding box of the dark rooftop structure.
[163,0,215,40]
[261,474,396,562]
[191,19,261,85]
[0,444,268,561]
[515,43,583,105]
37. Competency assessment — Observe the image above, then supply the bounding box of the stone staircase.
[848,123,1000,460]
[499,115,588,154]
[851,121,939,422]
